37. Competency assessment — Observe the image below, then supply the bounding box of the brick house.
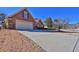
[75,23,79,29]
[4,8,36,30]
[35,19,44,29]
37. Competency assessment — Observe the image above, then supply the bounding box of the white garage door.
[16,20,33,30]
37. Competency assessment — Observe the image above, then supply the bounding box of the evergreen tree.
[45,17,53,29]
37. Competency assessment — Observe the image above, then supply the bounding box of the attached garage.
[4,8,36,30]
[16,20,33,30]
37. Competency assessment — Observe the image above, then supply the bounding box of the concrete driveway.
[18,31,79,52]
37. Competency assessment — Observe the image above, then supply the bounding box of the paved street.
[18,31,79,52]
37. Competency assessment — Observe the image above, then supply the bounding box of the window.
[24,11,28,20]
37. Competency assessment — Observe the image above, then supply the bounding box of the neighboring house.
[75,23,79,29]
[35,19,44,29]
[4,8,36,30]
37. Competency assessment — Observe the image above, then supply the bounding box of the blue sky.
[0,7,79,24]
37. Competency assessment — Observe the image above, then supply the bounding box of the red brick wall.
[11,10,25,20]
[7,17,16,29]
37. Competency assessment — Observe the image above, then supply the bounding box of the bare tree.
[54,18,63,30]
[0,13,6,28]
[63,18,69,29]
[0,13,6,21]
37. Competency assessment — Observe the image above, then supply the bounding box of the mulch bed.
[0,29,45,52]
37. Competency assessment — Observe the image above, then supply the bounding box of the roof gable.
[8,8,27,17]
[7,8,35,23]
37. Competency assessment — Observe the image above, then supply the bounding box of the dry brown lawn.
[0,29,45,52]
